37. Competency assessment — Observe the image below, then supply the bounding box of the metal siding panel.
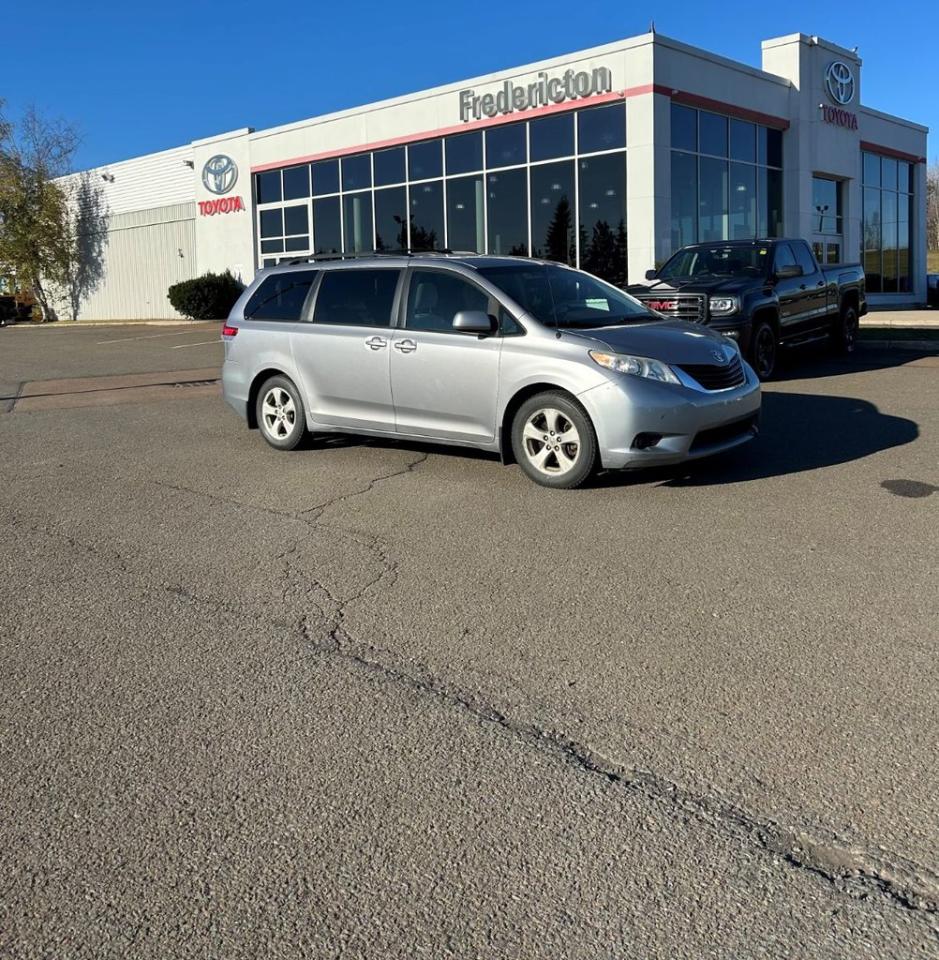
[58,146,195,216]
[73,203,197,320]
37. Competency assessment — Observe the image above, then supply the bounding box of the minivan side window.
[244,270,318,321]
[313,269,400,327]
[405,270,491,333]
[791,240,817,276]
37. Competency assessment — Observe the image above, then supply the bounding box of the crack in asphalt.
[8,456,938,921]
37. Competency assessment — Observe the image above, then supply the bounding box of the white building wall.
[70,203,197,320]
[56,145,198,321]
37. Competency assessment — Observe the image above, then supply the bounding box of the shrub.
[168,270,244,320]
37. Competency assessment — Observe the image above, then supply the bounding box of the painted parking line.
[97,329,213,345]
[171,339,222,349]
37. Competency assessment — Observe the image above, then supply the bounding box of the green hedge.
[167,271,244,320]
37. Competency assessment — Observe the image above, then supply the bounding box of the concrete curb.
[6,320,220,330]
[858,339,939,353]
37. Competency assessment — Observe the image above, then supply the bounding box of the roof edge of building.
[248,33,661,144]
[858,104,929,135]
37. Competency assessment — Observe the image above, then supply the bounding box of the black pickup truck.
[627,239,866,379]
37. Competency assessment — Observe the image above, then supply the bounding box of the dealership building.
[62,30,929,320]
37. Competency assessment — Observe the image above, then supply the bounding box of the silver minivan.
[221,254,761,488]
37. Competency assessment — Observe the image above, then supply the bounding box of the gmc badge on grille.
[648,300,677,311]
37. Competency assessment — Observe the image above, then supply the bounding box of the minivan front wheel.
[511,391,597,489]
[256,375,305,451]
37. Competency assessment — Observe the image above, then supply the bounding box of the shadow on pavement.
[306,390,920,488]
[770,343,936,382]
[616,391,920,488]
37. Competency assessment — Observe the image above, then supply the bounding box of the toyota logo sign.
[825,61,855,106]
[202,154,238,195]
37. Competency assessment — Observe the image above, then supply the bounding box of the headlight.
[709,296,738,315]
[589,350,680,385]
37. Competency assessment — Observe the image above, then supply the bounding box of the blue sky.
[4,0,935,169]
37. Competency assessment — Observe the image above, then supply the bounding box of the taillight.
[221,324,238,338]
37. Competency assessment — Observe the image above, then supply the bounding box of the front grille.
[690,413,759,452]
[678,356,746,391]
[634,292,706,322]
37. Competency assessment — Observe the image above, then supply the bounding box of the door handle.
[394,339,417,354]
[816,280,825,287]
[799,283,807,290]
[365,336,387,350]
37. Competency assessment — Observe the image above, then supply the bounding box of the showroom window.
[254,100,628,284]
[669,103,783,253]
[862,151,914,293]
[811,177,844,265]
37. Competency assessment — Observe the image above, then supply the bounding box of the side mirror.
[775,264,803,280]
[644,268,657,280]
[452,310,496,334]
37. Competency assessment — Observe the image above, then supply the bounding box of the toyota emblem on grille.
[648,300,677,311]
[711,349,728,364]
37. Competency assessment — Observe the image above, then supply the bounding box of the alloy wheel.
[521,407,581,476]
[261,387,297,440]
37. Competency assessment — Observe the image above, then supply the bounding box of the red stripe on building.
[859,140,926,164]
[251,90,629,173]
[666,89,790,130]
[250,83,791,174]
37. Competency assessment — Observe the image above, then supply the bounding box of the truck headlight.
[589,350,680,385]
[709,297,738,315]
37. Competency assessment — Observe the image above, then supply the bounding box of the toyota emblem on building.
[825,61,855,106]
[202,154,238,195]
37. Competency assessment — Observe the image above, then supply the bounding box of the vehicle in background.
[0,276,39,327]
[221,253,761,489]
[627,239,866,379]
[928,274,939,308]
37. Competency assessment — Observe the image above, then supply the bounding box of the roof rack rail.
[282,248,480,266]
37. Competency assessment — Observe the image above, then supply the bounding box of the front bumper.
[579,363,762,470]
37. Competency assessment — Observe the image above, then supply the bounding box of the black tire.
[750,318,778,381]
[511,391,598,489]
[832,301,859,354]
[255,375,306,451]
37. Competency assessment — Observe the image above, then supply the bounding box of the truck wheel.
[511,391,598,489]
[832,302,859,354]
[750,319,778,380]
[255,375,306,451]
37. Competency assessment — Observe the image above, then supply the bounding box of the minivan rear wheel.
[511,391,597,489]
[256,375,305,451]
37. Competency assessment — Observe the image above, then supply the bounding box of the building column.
[626,91,672,280]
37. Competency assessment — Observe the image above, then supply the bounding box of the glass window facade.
[862,151,914,293]
[254,101,629,283]
[670,103,783,252]
[811,177,842,235]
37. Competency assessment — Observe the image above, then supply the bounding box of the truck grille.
[634,292,706,322]
[678,356,746,391]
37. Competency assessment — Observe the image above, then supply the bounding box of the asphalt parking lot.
[1,324,937,958]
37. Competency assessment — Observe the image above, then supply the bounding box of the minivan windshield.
[657,245,771,282]
[478,264,654,329]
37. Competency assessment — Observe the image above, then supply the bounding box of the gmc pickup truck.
[627,239,866,379]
